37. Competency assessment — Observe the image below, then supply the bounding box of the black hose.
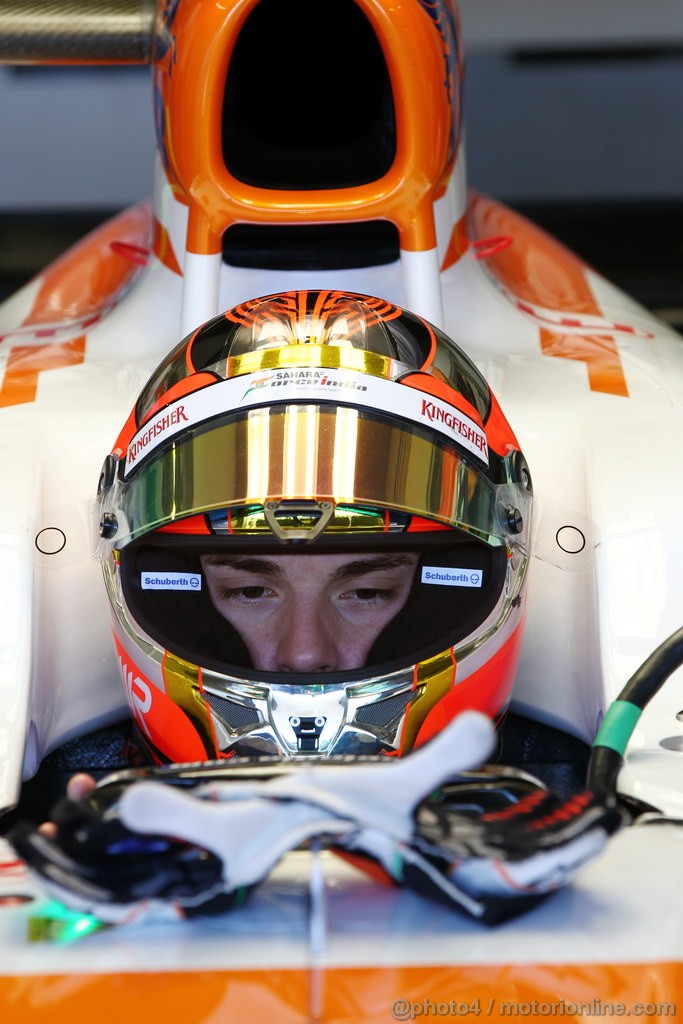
[616,626,683,709]
[587,626,683,794]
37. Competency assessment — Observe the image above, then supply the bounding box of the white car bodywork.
[2,148,682,816]
[0,0,681,1014]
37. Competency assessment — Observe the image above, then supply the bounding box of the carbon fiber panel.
[0,0,155,63]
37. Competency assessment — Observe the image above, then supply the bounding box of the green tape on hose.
[592,700,642,755]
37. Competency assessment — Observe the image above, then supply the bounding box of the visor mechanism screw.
[99,513,118,539]
[504,506,524,534]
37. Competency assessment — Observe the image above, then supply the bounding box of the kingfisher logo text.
[127,404,188,466]
[422,566,483,588]
[420,400,488,459]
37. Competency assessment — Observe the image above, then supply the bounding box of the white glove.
[120,711,496,889]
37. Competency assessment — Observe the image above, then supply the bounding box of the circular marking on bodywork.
[556,525,586,555]
[35,528,67,555]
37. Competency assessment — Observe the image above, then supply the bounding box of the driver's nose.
[275,598,338,673]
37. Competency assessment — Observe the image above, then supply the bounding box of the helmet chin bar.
[202,674,421,758]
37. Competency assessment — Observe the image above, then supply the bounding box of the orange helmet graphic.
[96,291,532,764]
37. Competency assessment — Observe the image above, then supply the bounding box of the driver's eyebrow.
[201,554,416,579]
[202,556,284,576]
[330,555,417,581]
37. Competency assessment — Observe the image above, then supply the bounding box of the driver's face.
[200,551,419,672]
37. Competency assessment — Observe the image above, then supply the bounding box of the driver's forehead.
[201,551,419,580]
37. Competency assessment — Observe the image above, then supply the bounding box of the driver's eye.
[220,586,271,601]
[344,588,395,603]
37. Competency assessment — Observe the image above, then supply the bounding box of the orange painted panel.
[155,0,452,252]
[540,329,629,398]
[441,213,469,271]
[470,195,629,397]
[470,195,599,315]
[1,960,680,1024]
[23,203,152,326]
[0,338,86,409]
[153,217,183,277]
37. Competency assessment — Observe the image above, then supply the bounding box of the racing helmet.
[96,291,532,763]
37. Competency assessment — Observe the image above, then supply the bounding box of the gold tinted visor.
[108,406,516,548]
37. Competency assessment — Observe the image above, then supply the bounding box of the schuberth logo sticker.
[141,572,202,591]
[422,566,483,588]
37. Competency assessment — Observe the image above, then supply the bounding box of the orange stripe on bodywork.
[0,961,680,1023]
[0,337,86,409]
[22,203,152,326]
[153,217,183,276]
[441,216,513,271]
[470,195,598,314]
[540,329,629,398]
[441,212,469,271]
[470,195,629,397]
